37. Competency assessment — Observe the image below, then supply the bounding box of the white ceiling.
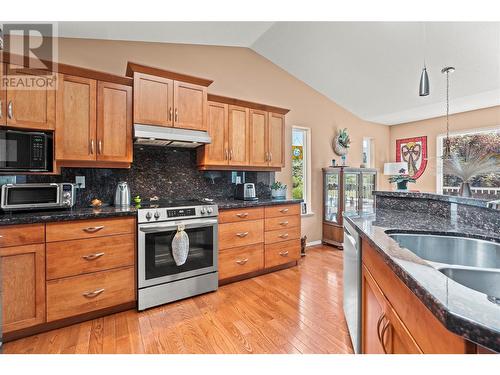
[56,21,500,125]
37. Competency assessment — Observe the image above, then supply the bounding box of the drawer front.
[219,219,263,250]
[0,224,45,247]
[265,215,300,231]
[219,243,264,280]
[265,239,301,268]
[46,217,135,242]
[219,207,264,223]
[46,266,135,322]
[264,204,301,218]
[46,234,135,280]
[264,226,301,244]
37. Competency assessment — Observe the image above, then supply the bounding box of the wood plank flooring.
[3,245,353,354]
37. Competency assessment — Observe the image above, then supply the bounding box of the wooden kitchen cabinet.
[173,80,207,130]
[268,112,285,167]
[249,109,268,167]
[133,72,173,127]
[228,105,250,166]
[0,63,6,126]
[1,243,46,333]
[198,101,228,165]
[4,64,56,130]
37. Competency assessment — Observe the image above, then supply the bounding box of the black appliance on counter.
[0,129,53,172]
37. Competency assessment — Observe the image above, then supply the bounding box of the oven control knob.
[207,207,213,214]
[145,212,152,221]
[62,199,71,206]
[200,207,206,215]
[63,192,71,199]
[154,211,160,220]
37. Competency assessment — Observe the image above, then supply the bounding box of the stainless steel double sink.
[388,233,500,305]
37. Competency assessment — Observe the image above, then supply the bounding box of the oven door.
[138,218,218,288]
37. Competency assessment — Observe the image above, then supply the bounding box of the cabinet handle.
[236,258,248,265]
[279,250,289,257]
[236,231,249,238]
[0,235,3,238]
[7,100,13,119]
[98,140,102,155]
[279,221,289,226]
[169,107,173,121]
[83,225,104,233]
[280,208,289,213]
[90,140,95,155]
[82,288,105,298]
[229,149,233,160]
[82,252,105,261]
[380,319,390,354]
[279,233,289,239]
[175,108,178,122]
[236,213,249,218]
[265,152,268,161]
[269,152,272,161]
[224,149,229,160]
[376,313,385,343]
[0,99,3,119]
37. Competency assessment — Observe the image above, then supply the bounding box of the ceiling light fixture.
[419,23,430,96]
[441,66,455,159]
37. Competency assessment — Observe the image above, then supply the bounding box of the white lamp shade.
[384,162,408,175]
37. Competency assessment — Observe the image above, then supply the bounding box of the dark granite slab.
[373,190,491,209]
[214,198,302,210]
[345,209,500,352]
[0,206,137,226]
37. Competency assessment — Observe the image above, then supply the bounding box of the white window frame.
[436,125,500,194]
[292,126,313,216]
[362,137,375,168]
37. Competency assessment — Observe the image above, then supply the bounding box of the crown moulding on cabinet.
[125,62,214,87]
[207,94,290,115]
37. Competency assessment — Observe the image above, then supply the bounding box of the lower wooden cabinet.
[264,239,301,268]
[1,244,46,333]
[219,244,264,280]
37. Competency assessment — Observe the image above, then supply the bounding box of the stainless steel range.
[137,199,219,310]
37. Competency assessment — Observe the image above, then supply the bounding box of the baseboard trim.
[306,240,322,247]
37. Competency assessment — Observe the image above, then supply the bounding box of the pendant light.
[419,23,430,96]
[441,66,455,159]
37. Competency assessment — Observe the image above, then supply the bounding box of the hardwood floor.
[3,245,353,354]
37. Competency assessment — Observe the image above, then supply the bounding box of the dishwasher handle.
[344,225,358,248]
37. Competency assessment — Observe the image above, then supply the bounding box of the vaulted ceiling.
[57,21,500,125]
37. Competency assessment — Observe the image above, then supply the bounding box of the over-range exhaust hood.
[134,124,211,148]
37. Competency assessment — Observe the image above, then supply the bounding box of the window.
[362,137,374,168]
[437,127,500,199]
[292,127,312,214]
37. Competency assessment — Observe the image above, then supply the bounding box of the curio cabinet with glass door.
[323,167,377,248]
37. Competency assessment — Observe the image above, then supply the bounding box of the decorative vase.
[271,187,287,200]
[333,137,348,156]
[396,181,408,190]
[459,182,472,197]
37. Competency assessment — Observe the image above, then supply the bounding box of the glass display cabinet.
[323,167,377,248]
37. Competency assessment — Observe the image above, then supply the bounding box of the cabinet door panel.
[174,81,207,130]
[268,112,285,167]
[6,65,56,130]
[0,63,6,126]
[1,244,46,332]
[204,101,228,165]
[362,265,386,354]
[228,105,249,165]
[134,72,173,126]
[249,109,268,166]
[97,81,132,162]
[55,74,97,161]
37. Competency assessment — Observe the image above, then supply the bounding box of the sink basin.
[388,233,500,269]
[439,267,500,305]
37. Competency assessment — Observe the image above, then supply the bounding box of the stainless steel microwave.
[1,183,75,211]
[0,129,53,172]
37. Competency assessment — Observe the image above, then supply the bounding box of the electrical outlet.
[75,176,85,189]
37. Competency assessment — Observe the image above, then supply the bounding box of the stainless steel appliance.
[0,129,53,172]
[1,183,75,211]
[134,124,211,148]
[343,220,361,354]
[114,181,131,207]
[137,199,219,310]
[235,183,257,201]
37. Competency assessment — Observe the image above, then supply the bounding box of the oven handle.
[139,218,218,233]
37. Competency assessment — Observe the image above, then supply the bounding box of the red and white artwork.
[396,136,428,179]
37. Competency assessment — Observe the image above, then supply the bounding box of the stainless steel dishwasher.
[343,220,361,354]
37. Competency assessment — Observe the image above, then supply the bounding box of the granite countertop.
[0,206,138,226]
[373,190,492,209]
[214,198,302,210]
[344,209,500,352]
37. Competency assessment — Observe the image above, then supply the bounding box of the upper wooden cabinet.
[3,64,56,130]
[56,74,132,166]
[198,94,289,171]
[126,62,212,131]
[0,63,6,126]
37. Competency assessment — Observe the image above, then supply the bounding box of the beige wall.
[51,37,391,243]
[390,106,500,193]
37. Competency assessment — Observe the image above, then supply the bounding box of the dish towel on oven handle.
[172,223,189,266]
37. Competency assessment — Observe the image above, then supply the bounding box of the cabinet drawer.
[219,207,264,223]
[219,244,264,280]
[0,224,45,247]
[264,204,301,218]
[265,215,300,231]
[219,219,263,250]
[264,226,300,244]
[46,217,135,242]
[46,266,135,322]
[265,239,301,268]
[46,234,135,280]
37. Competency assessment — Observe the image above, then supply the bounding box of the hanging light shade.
[419,66,430,96]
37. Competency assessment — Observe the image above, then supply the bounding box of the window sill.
[301,211,315,218]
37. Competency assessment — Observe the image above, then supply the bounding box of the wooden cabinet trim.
[126,62,213,87]
[0,62,6,126]
[207,94,289,115]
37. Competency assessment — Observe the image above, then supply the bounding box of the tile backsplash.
[13,145,274,207]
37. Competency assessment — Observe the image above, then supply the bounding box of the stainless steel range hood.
[134,124,211,148]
